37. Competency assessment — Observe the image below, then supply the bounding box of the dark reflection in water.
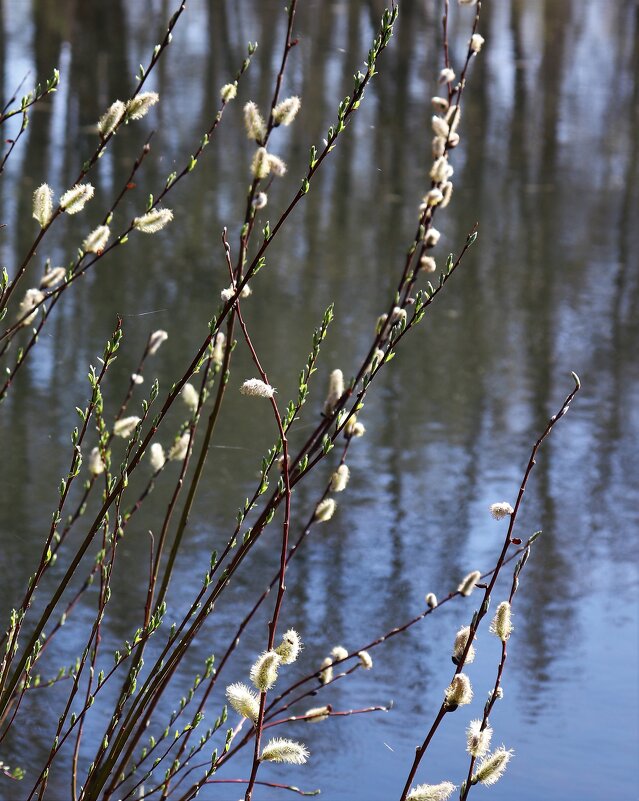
[0,1,637,799]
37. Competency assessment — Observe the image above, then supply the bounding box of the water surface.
[0,1,637,799]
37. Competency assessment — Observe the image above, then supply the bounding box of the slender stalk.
[0,321,123,701]
[398,376,580,801]
[458,544,532,799]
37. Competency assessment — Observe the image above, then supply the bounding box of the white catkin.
[330,464,350,492]
[60,183,94,214]
[260,737,309,764]
[98,100,126,136]
[323,369,344,415]
[32,184,54,227]
[406,782,456,801]
[113,416,140,439]
[244,101,266,141]
[181,383,200,413]
[148,330,168,355]
[220,83,237,102]
[88,447,105,476]
[149,443,166,472]
[225,682,260,722]
[40,266,66,289]
[275,629,302,665]
[472,747,513,787]
[240,378,275,399]
[168,433,190,462]
[426,592,438,609]
[82,225,110,254]
[17,288,45,326]
[490,501,514,520]
[314,498,336,522]
[273,96,301,126]
[304,705,330,723]
[133,208,173,234]
[458,570,481,596]
[250,650,281,691]
[126,92,159,120]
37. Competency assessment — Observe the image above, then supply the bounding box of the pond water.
[0,1,637,799]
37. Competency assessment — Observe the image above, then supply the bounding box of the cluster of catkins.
[215,93,300,332]
[225,628,312,765]
[318,644,373,687]
[243,95,300,200]
[405,596,514,800]
[23,93,171,329]
[323,367,366,434]
[416,30,485,278]
[86,326,228,478]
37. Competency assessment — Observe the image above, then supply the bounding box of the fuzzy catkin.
[275,629,302,665]
[331,645,348,662]
[250,650,281,692]
[133,208,173,234]
[490,501,514,520]
[32,184,53,227]
[181,383,200,413]
[314,498,336,522]
[113,416,140,439]
[471,747,513,786]
[424,227,441,247]
[240,378,275,399]
[426,592,438,609]
[319,657,333,685]
[330,464,350,492]
[243,101,266,142]
[445,673,473,709]
[420,256,437,273]
[406,782,456,801]
[220,83,237,102]
[458,570,481,597]
[82,225,110,254]
[149,443,166,472]
[88,447,105,476]
[273,96,301,126]
[17,289,45,326]
[268,153,287,176]
[260,737,309,764]
[431,96,449,112]
[148,330,168,355]
[40,267,66,289]
[304,705,330,723]
[358,650,373,669]
[60,183,94,214]
[212,332,226,367]
[439,67,455,84]
[490,601,513,641]
[168,433,190,462]
[126,92,159,120]
[470,33,485,53]
[225,682,260,723]
[453,626,476,664]
[323,369,344,414]
[466,720,492,758]
[98,100,126,136]
[251,147,271,179]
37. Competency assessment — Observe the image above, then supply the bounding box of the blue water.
[0,1,637,799]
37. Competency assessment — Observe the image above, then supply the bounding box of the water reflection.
[0,0,637,799]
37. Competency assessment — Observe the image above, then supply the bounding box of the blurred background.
[0,0,637,799]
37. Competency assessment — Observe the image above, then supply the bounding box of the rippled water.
[0,1,637,799]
